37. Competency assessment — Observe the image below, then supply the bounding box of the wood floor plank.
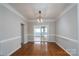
[11,42,70,56]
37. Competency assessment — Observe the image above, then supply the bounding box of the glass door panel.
[34,26,48,42]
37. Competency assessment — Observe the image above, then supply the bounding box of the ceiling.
[9,3,71,20]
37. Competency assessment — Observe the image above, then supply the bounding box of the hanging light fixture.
[37,10,43,23]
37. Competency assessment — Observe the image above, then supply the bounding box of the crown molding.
[1,3,26,21]
[56,3,77,20]
[27,19,56,22]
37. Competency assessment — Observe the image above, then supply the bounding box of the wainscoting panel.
[0,36,21,56]
[56,35,78,56]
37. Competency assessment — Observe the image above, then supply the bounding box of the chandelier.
[37,10,43,23]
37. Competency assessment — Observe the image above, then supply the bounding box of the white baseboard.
[8,45,21,56]
[8,41,28,56]
[56,42,72,56]
[7,41,71,56]
[0,36,21,56]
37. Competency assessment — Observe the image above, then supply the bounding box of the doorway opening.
[34,25,48,42]
[21,23,24,47]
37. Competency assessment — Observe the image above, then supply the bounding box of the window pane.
[34,28,41,36]
[45,28,47,32]
[34,28,40,33]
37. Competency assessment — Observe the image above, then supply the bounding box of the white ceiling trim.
[27,19,56,22]
[56,3,77,20]
[1,3,26,21]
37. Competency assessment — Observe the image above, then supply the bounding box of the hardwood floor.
[11,42,70,56]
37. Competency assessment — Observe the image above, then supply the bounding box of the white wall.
[56,4,78,56]
[0,4,28,56]
[27,22,33,42]
[77,4,79,56]
[0,3,78,56]
[27,21,56,42]
[48,22,56,42]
